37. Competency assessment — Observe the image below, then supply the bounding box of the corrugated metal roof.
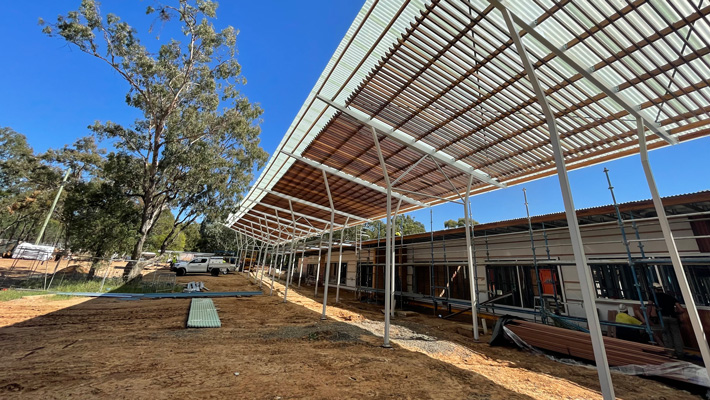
[226,0,431,235]
[229,0,710,244]
[187,298,222,328]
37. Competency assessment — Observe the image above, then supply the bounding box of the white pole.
[269,244,281,296]
[269,242,281,296]
[336,218,349,303]
[298,244,306,287]
[321,170,336,320]
[373,126,392,348]
[501,8,614,399]
[637,119,710,379]
[463,174,480,340]
[36,168,71,246]
[284,239,300,302]
[259,244,269,288]
[314,236,323,296]
[391,199,402,316]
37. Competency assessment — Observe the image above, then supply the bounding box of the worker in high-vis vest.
[615,303,644,343]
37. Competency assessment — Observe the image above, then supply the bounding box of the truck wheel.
[211,268,220,277]
[176,268,186,276]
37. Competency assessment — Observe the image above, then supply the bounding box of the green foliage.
[63,180,139,259]
[0,127,69,243]
[361,214,426,240]
[182,223,201,251]
[145,212,187,252]
[444,217,479,229]
[41,1,268,279]
[0,127,40,197]
[195,219,240,253]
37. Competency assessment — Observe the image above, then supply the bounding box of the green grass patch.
[46,294,76,301]
[15,276,182,295]
[0,289,48,302]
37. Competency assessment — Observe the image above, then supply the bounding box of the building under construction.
[294,191,710,351]
[226,1,710,398]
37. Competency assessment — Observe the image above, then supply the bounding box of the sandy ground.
[0,258,164,283]
[0,269,702,399]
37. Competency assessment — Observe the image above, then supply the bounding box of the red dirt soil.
[0,270,702,399]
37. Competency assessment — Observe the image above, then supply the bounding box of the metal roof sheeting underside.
[229,0,710,244]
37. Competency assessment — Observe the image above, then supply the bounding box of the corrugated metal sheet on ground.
[187,298,221,328]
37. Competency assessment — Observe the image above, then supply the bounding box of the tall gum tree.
[42,0,268,280]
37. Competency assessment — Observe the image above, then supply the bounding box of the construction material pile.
[492,318,709,388]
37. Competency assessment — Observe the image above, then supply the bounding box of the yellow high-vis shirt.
[616,312,642,326]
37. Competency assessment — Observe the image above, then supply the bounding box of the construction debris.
[183,281,208,293]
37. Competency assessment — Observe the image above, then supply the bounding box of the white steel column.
[287,240,301,300]
[373,126,393,348]
[298,241,307,287]
[259,243,269,288]
[501,9,614,399]
[258,218,271,288]
[463,174,480,340]
[283,238,295,302]
[314,236,323,295]
[638,119,710,379]
[266,243,277,290]
[390,198,403,316]
[255,244,265,282]
[235,233,243,272]
[269,242,281,296]
[321,170,336,320]
[284,199,300,297]
[336,218,350,303]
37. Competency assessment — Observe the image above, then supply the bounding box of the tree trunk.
[122,228,149,281]
[159,224,180,256]
[122,197,163,281]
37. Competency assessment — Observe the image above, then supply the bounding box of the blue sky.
[1,1,708,230]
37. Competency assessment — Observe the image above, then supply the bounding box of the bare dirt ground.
[0,258,162,283]
[0,269,702,399]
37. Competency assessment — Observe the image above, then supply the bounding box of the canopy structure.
[228,0,710,242]
[228,1,710,399]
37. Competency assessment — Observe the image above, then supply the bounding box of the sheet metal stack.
[505,320,673,367]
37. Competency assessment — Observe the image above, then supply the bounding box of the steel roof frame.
[316,94,506,188]
[281,150,431,208]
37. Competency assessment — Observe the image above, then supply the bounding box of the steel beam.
[317,94,506,189]
[463,174,480,340]
[501,8,615,400]
[238,216,297,242]
[262,188,366,224]
[484,0,675,145]
[335,218,349,303]
[282,150,430,208]
[253,201,333,231]
[637,118,710,382]
[238,192,335,229]
[243,208,314,236]
[231,224,275,244]
[373,126,393,348]
[321,170,336,320]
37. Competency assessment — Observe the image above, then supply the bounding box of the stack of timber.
[505,320,673,366]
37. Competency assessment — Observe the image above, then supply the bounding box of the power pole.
[35,168,71,245]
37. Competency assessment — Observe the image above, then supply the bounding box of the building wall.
[300,214,706,324]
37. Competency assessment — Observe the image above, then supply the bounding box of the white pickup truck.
[171,257,236,277]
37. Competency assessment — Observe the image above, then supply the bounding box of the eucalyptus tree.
[0,128,61,241]
[42,0,268,280]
